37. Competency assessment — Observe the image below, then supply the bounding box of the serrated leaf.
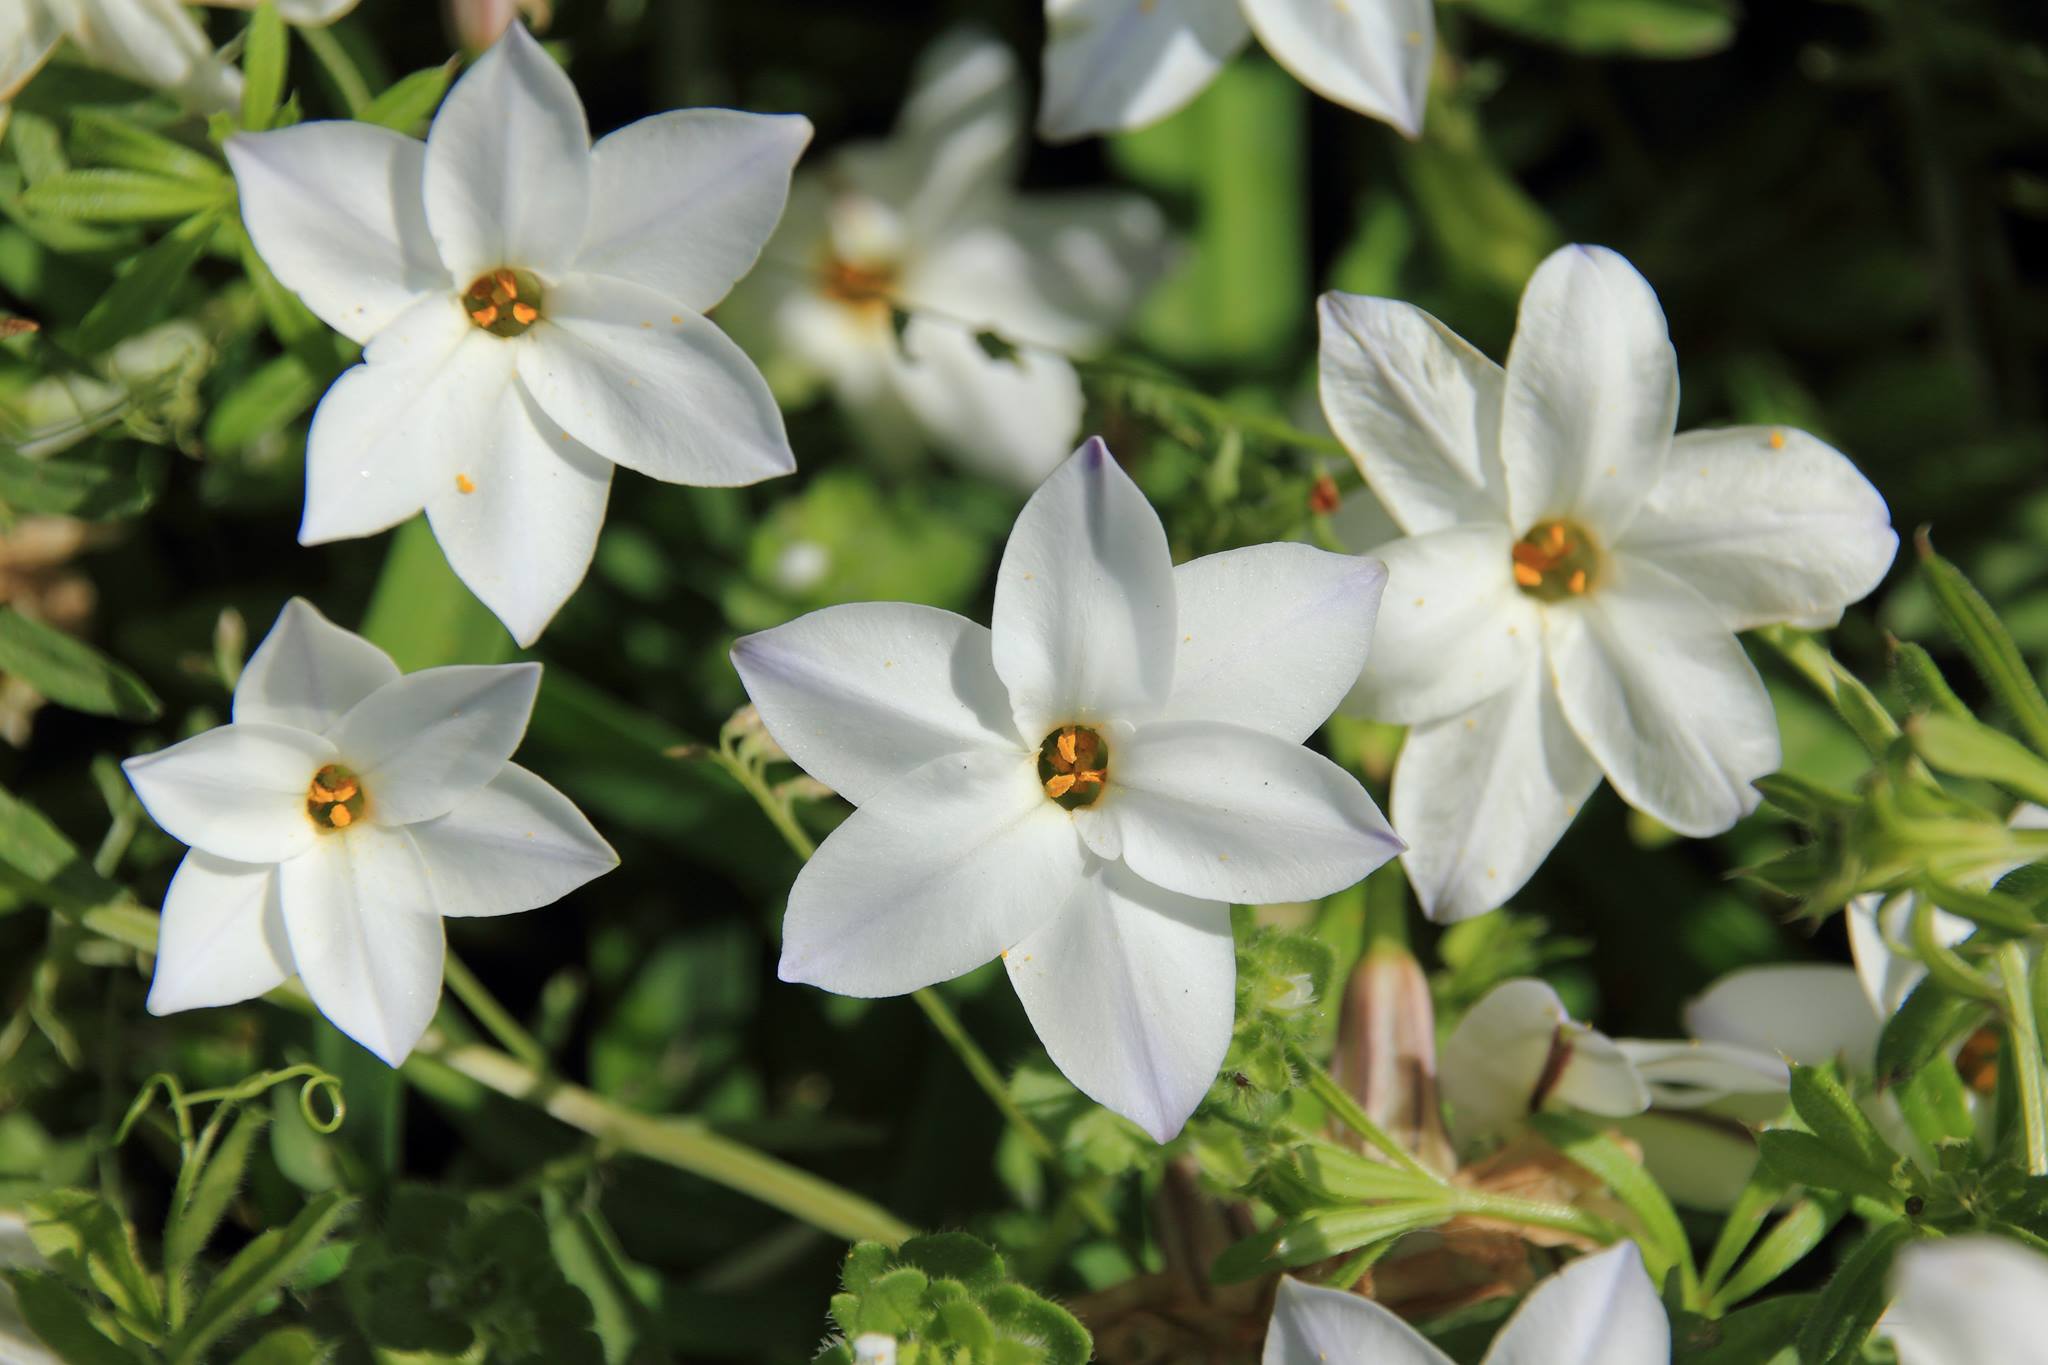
[0,608,160,721]
[19,170,229,222]
[1918,535,2048,757]
[167,1192,349,1365]
[1794,1220,1917,1365]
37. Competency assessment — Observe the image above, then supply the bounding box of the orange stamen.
[329,805,353,828]
[456,473,477,494]
[1513,562,1543,588]
[511,302,538,326]
[1045,773,1078,799]
[470,304,500,329]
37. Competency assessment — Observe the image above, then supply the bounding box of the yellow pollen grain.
[1769,428,1787,450]
[1568,569,1588,594]
[670,315,683,325]
[456,473,477,494]
[1513,562,1543,588]
[470,304,500,328]
[1045,773,1078,799]
[512,302,538,325]
[495,269,519,299]
[1058,731,1078,766]
[329,805,353,828]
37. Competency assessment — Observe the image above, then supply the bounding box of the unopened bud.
[1332,944,1455,1174]
[444,0,551,52]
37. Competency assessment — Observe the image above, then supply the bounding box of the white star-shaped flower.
[1320,244,1899,921]
[228,23,810,644]
[1264,1241,1669,1364]
[1884,1236,2048,1365]
[733,439,1401,1140]
[1037,0,1434,143]
[123,599,617,1065]
[722,30,1166,490]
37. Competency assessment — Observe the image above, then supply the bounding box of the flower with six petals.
[733,439,1401,1139]
[1321,244,1898,921]
[228,23,809,644]
[123,599,616,1065]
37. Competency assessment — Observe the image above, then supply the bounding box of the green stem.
[410,1042,913,1245]
[1287,1043,1446,1185]
[445,951,550,1074]
[1445,1189,1623,1245]
[1997,942,2048,1176]
[1074,357,1353,458]
[299,25,373,115]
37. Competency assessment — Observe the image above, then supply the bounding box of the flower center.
[462,267,544,337]
[820,256,898,312]
[1037,726,1108,810]
[1511,519,1600,601]
[306,763,367,832]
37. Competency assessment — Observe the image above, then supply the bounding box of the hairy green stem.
[1997,942,2048,1176]
[1287,1042,1446,1185]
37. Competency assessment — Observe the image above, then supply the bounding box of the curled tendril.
[117,1063,347,1147]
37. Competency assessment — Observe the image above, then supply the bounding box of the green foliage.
[816,1233,1090,1365]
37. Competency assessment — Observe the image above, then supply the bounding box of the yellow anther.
[329,805,353,828]
[1512,519,1601,602]
[1057,731,1078,766]
[470,304,500,329]
[1038,725,1109,809]
[1045,773,1078,799]
[1512,562,1542,588]
[463,267,545,337]
[456,473,477,494]
[1567,569,1588,595]
[306,762,367,832]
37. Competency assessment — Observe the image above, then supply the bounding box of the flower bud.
[1331,943,1456,1174]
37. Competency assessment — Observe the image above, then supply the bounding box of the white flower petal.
[732,603,1023,805]
[1610,1111,1764,1212]
[1262,1276,1454,1365]
[1343,524,1539,725]
[329,663,540,825]
[519,273,795,487]
[1442,979,1646,1143]
[146,852,292,1014]
[1105,719,1402,904]
[1544,555,1779,837]
[422,22,591,281]
[425,380,611,647]
[407,763,615,916]
[1241,0,1432,137]
[1684,964,1880,1071]
[124,723,335,864]
[275,0,360,24]
[1006,860,1233,1141]
[1486,1241,1668,1365]
[1038,0,1251,142]
[1393,665,1603,922]
[234,597,401,737]
[577,109,812,313]
[779,750,1085,997]
[299,295,508,545]
[226,123,447,345]
[1885,1237,2048,1365]
[1500,246,1678,539]
[856,29,1025,241]
[885,316,1084,489]
[69,0,240,112]
[1616,1039,1789,1115]
[1154,543,1386,743]
[279,823,445,1066]
[0,5,65,104]
[990,439,1178,737]
[1618,427,1897,631]
[1318,292,1510,534]
[1846,891,1971,1024]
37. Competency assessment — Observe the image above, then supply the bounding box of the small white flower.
[1883,1236,2048,1365]
[1263,1241,1669,1364]
[1321,244,1898,921]
[228,23,810,644]
[851,1335,898,1365]
[733,439,1401,1140]
[723,30,1166,490]
[1439,978,1649,1145]
[1038,0,1434,143]
[123,599,617,1065]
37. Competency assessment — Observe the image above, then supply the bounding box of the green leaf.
[202,353,322,454]
[1710,1195,1847,1311]
[359,516,515,668]
[1876,976,1994,1085]
[0,779,121,910]
[25,1189,163,1330]
[1,1268,146,1365]
[168,1191,350,1365]
[66,111,225,185]
[1211,1203,1452,1283]
[1529,1113,1696,1295]
[19,170,229,222]
[1892,639,1971,721]
[73,210,220,356]
[1398,91,1558,310]
[1787,1064,1898,1177]
[166,1108,268,1280]
[1756,1130,1900,1206]
[1795,1220,1918,1365]
[1462,0,1738,57]
[1678,1293,1818,1364]
[1909,711,2048,807]
[0,608,161,721]
[0,446,160,521]
[982,1283,1091,1365]
[1895,1057,1978,1154]
[241,2,290,132]
[229,1328,324,1365]
[1917,534,2048,757]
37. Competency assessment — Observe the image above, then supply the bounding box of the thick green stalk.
[1997,943,2048,1176]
